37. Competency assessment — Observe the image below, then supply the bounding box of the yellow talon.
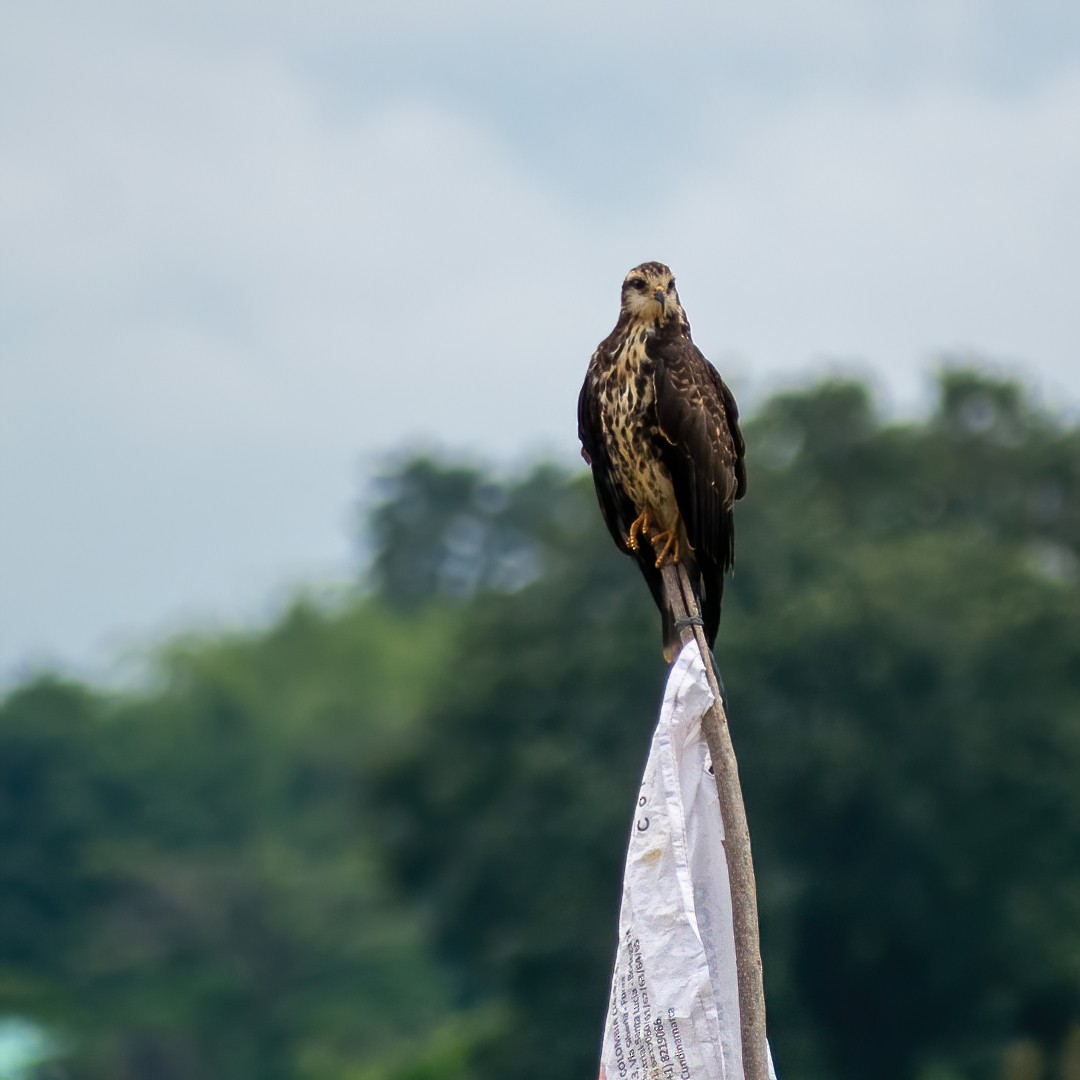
[651,529,680,568]
[627,510,653,551]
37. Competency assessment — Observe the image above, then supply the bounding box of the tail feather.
[634,551,723,662]
[696,552,723,651]
[633,553,678,661]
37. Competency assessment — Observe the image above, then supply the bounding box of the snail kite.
[578,262,746,661]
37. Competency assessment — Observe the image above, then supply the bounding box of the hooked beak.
[653,289,666,310]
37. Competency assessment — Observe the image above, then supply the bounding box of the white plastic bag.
[599,640,775,1080]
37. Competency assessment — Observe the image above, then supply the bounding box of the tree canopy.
[3,369,1080,1079]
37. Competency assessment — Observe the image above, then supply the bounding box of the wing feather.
[578,362,678,655]
[649,335,746,643]
[577,364,634,553]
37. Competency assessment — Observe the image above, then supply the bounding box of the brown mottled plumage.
[578,262,746,661]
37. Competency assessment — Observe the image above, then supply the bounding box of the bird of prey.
[578,262,746,661]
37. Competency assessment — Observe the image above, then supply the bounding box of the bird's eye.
[666,280,675,292]
[627,277,646,290]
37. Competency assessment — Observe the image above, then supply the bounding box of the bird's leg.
[626,509,653,551]
[650,528,681,568]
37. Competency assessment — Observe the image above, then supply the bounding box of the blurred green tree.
[371,370,1080,1080]
[0,604,481,1079]
[2,368,1079,1080]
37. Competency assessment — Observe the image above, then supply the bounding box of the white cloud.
[0,35,589,455]
[2,1,1079,679]
[662,72,1080,408]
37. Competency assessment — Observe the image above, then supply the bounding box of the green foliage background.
[3,370,1080,1079]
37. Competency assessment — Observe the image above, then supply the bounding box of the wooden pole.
[660,562,770,1080]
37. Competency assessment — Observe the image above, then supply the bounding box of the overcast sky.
[2,1,1079,684]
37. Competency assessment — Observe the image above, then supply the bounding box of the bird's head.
[620,261,683,327]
